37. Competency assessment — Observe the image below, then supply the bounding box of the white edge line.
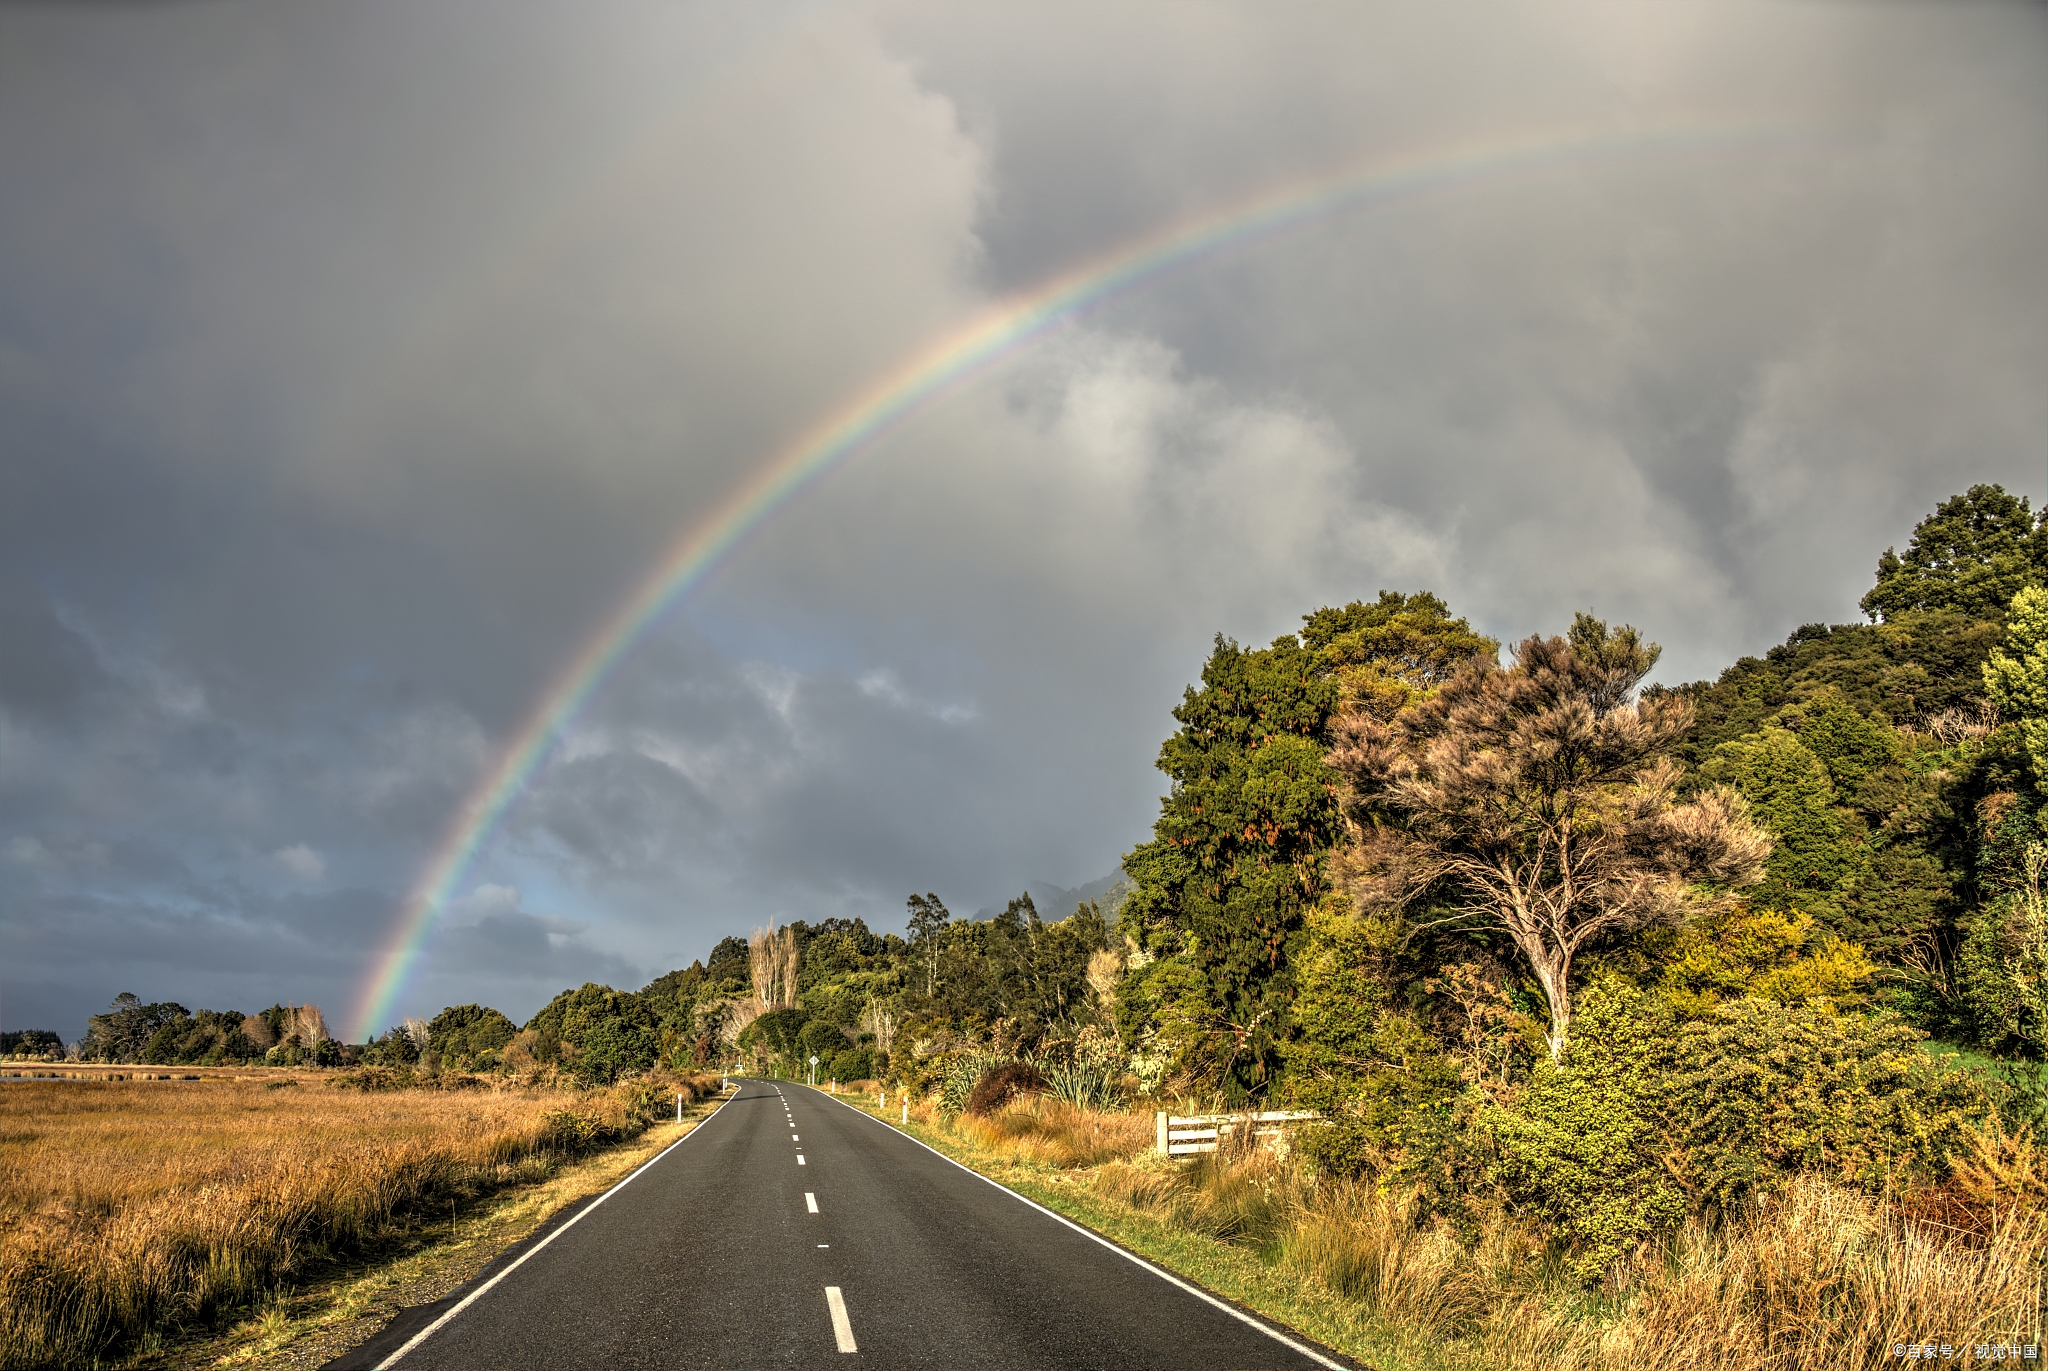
[374,1084,742,1369]
[802,1084,1348,1371]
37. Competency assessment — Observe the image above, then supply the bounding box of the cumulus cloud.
[1,0,2041,1034]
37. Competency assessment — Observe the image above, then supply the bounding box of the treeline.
[343,894,1120,1087]
[62,994,347,1067]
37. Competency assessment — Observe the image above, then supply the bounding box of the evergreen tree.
[1862,483,2048,622]
[1119,631,1341,1096]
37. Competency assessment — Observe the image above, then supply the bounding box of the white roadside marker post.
[901,1100,908,1126]
[676,1092,682,1124]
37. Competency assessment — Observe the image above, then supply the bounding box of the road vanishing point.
[332,1078,1354,1370]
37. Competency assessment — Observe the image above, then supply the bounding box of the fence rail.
[1154,1109,1321,1156]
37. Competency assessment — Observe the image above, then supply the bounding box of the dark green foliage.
[639,962,705,1008]
[1121,631,1342,1096]
[1669,616,2002,765]
[1861,483,2048,623]
[1300,591,1499,719]
[1703,726,1865,922]
[798,1018,849,1065]
[828,1045,878,1082]
[81,994,188,1062]
[523,983,659,1084]
[704,936,752,992]
[1959,866,2048,1054]
[1281,908,1468,1189]
[0,1029,62,1057]
[965,1059,1047,1115]
[914,894,1110,1046]
[361,1025,421,1066]
[426,1004,516,1064]
[741,1007,807,1061]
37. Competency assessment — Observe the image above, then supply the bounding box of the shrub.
[1655,905,1875,1017]
[828,1046,875,1082]
[1484,981,1686,1279]
[1959,878,2048,1055]
[965,1060,1046,1116]
[1666,998,1990,1206]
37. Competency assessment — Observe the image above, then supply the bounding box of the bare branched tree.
[1327,616,1771,1060]
[749,923,801,1011]
[291,1004,331,1048]
[749,924,780,1011]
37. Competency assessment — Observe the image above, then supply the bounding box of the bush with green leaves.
[1957,847,2048,1055]
[1483,981,1686,1279]
[1665,997,1991,1205]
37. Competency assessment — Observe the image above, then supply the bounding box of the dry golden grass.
[916,1093,2044,1369]
[0,1070,717,1370]
[949,1094,1154,1169]
[1277,1170,2044,1368]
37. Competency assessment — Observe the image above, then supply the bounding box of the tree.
[1119,631,1342,1095]
[82,993,188,1063]
[1983,584,2048,792]
[1301,590,1500,720]
[1328,616,1771,1060]
[425,1003,517,1063]
[748,923,800,1011]
[1701,726,1865,922]
[905,893,951,998]
[1862,483,2048,623]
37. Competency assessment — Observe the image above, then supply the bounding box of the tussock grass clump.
[0,1070,716,1369]
[1094,1149,1304,1244]
[951,1096,1152,1169]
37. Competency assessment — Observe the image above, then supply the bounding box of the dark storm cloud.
[2,0,2042,1036]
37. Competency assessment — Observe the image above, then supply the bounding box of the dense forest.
[34,483,2048,1261]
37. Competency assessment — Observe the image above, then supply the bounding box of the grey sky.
[4,0,2043,1038]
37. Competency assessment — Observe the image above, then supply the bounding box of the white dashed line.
[793,1134,800,1141]
[805,1193,819,1213]
[797,1155,806,1165]
[824,1286,857,1353]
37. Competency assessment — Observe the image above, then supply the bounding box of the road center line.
[797,1154,806,1164]
[824,1286,857,1353]
[805,1192,819,1212]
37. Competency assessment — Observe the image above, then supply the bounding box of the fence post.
[1156,1110,1168,1155]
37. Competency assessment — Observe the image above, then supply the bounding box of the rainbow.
[348,120,1801,1041]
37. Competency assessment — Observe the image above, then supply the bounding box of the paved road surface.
[334,1078,1351,1370]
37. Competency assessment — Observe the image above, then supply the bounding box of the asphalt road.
[334,1078,1352,1370]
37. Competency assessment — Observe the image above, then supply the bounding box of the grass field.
[832,1086,2047,1371]
[0,1068,720,1370]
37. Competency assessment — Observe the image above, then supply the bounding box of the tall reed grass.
[0,1070,716,1369]
[918,1093,2044,1368]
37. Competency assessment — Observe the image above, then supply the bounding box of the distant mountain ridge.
[975,868,1130,924]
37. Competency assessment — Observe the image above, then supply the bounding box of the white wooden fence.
[1155,1109,1321,1157]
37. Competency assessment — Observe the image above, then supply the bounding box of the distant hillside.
[977,869,1131,923]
